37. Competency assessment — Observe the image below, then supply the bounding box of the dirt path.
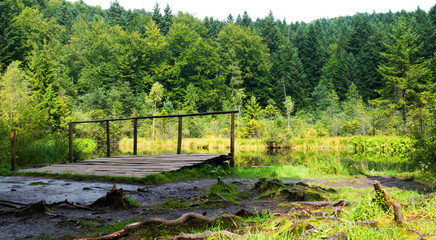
[0,175,431,239]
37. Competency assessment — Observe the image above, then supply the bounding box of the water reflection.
[80,144,413,174]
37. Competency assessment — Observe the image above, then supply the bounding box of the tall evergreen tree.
[107,0,125,27]
[376,17,433,134]
[160,4,173,35]
[151,3,162,26]
[299,22,324,100]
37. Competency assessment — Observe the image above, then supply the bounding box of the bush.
[73,138,98,153]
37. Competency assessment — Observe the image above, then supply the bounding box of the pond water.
[81,143,413,175]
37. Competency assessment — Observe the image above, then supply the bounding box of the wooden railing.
[69,110,238,166]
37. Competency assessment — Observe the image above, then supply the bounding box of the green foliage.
[0,0,435,170]
[73,138,98,154]
[376,17,433,134]
[17,138,68,167]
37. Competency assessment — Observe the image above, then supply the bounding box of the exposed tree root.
[0,199,27,208]
[409,192,436,206]
[49,199,94,210]
[293,200,355,207]
[408,229,436,240]
[74,213,216,240]
[173,230,246,240]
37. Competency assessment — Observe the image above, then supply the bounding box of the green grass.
[28,181,50,186]
[125,195,141,208]
[159,199,191,210]
[90,218,141,237]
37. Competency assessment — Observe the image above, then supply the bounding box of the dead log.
[393,202,403,224]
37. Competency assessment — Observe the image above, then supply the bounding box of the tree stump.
[373,181,397,210]
[89,184,128,209]
[393,202,403,224]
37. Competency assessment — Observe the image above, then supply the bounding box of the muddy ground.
[0,175,431,239]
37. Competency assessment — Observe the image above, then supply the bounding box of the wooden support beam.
[177,117,182,154]
[133,118,138,155]
[106,120,110,158]
[11,129,16,171]
[230,112,235,167]
[69,122,74,163]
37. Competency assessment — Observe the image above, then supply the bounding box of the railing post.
[133,118,138,155]
[11,129,16,171]
[177,116,182,154]
[106,120,110,157]
[230,112,235,167]
[69,122,74,163]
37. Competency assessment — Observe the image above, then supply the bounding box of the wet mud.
[0,175,431,239]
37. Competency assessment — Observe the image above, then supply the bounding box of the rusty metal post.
[177,116,182,154]
[69,122,74,163]
[133,118,138,155]
[11,129,16,171]
[106,120,110,157]
[230,112,235,167]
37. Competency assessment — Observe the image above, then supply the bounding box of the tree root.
[408,229,436,240]
[0,199,27,208]
[0,198,93,216]
[173,230,245,240]
[49,199,94,211]
[409,192,436,206]
[74,213,216,240]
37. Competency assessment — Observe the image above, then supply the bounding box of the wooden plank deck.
[19,153,230,177]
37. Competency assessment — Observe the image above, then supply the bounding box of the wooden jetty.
[17,111,237,177]
[20,153,230,177]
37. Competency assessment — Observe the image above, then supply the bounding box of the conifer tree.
[376,17,433,134]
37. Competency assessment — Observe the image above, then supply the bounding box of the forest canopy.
[0,0,435,148]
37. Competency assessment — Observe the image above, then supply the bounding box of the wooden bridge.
[20,111,237,177]
[20,153,230,177]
